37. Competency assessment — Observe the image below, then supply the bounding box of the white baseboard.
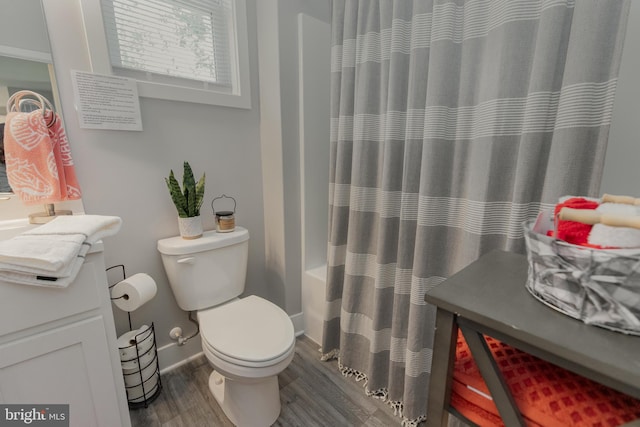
[290,312,305,337]
[157,336,202,374]
[157,312,306,374]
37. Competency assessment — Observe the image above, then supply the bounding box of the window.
[88,0,250,108]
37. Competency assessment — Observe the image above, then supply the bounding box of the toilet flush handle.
[177,257,196,264]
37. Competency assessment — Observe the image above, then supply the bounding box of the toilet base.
[208,370,281,427]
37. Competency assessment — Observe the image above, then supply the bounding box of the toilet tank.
[157,227,250,311]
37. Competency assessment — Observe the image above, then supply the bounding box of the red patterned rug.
[451,331,640,427]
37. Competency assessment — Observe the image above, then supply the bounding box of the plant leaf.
[165,170,188,217]
[183,162,197,216]
[195,173,206,214]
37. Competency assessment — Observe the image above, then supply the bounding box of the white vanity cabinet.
[0,243,131,427]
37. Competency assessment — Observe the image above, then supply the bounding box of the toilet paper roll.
[121,347,155,372]
[111,273,157,312]
[127,374,159,402]
[118,325,154,363]
[123,353,158,386]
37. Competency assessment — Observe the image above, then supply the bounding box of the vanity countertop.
[0,218,37,239]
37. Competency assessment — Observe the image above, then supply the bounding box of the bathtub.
[301,264,327,345]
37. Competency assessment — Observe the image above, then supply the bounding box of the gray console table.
[424,250,640,427]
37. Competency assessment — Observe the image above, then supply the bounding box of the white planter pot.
[178,216,203,239]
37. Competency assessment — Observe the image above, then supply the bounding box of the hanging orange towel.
[3,109,81,205]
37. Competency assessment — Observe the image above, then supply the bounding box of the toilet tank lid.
[157,227,249,255]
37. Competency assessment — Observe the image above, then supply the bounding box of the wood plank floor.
[128,336,468,426]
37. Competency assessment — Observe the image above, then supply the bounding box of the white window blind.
[100,0,233,89]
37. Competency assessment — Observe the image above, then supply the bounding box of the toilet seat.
[198,295,295,368]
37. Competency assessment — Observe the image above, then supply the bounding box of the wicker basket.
[523,211,640,335]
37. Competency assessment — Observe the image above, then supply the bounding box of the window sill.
[136,80,251,109]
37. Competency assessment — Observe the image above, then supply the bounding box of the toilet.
[157,227,295,427]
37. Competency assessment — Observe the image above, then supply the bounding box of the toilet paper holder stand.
[107,264,162,409]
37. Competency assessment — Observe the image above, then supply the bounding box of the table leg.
[426,308,458,427]
[459,324,526,427]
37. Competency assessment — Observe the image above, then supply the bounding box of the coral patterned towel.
[3,109,81,204]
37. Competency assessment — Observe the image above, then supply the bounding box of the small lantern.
[211,194,236,233]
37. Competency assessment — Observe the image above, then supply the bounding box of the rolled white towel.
[595,203,640,216]
[588,203,640,248]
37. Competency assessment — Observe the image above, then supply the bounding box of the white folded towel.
[24,215,122,244]
[0,244,91,288]
[0,215,122,288]
[0,234,86,273]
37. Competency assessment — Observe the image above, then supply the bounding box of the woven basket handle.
[559,207,640,229]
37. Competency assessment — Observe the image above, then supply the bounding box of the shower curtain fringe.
[319,348,339,361]
[321,349,427,427]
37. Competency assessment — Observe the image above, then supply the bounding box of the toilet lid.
[199,296,295,363]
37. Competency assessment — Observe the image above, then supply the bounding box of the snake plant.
[165,162,205,218]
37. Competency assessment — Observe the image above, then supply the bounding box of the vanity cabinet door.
[0,316,124,427]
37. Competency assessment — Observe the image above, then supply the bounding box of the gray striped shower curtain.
[321,1,630,425]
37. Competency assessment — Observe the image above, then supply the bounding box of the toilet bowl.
[198,296,295,426]
[157,228,296,426]
[199,295,295,373]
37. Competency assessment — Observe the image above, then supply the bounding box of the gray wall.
[601,1,640,196]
